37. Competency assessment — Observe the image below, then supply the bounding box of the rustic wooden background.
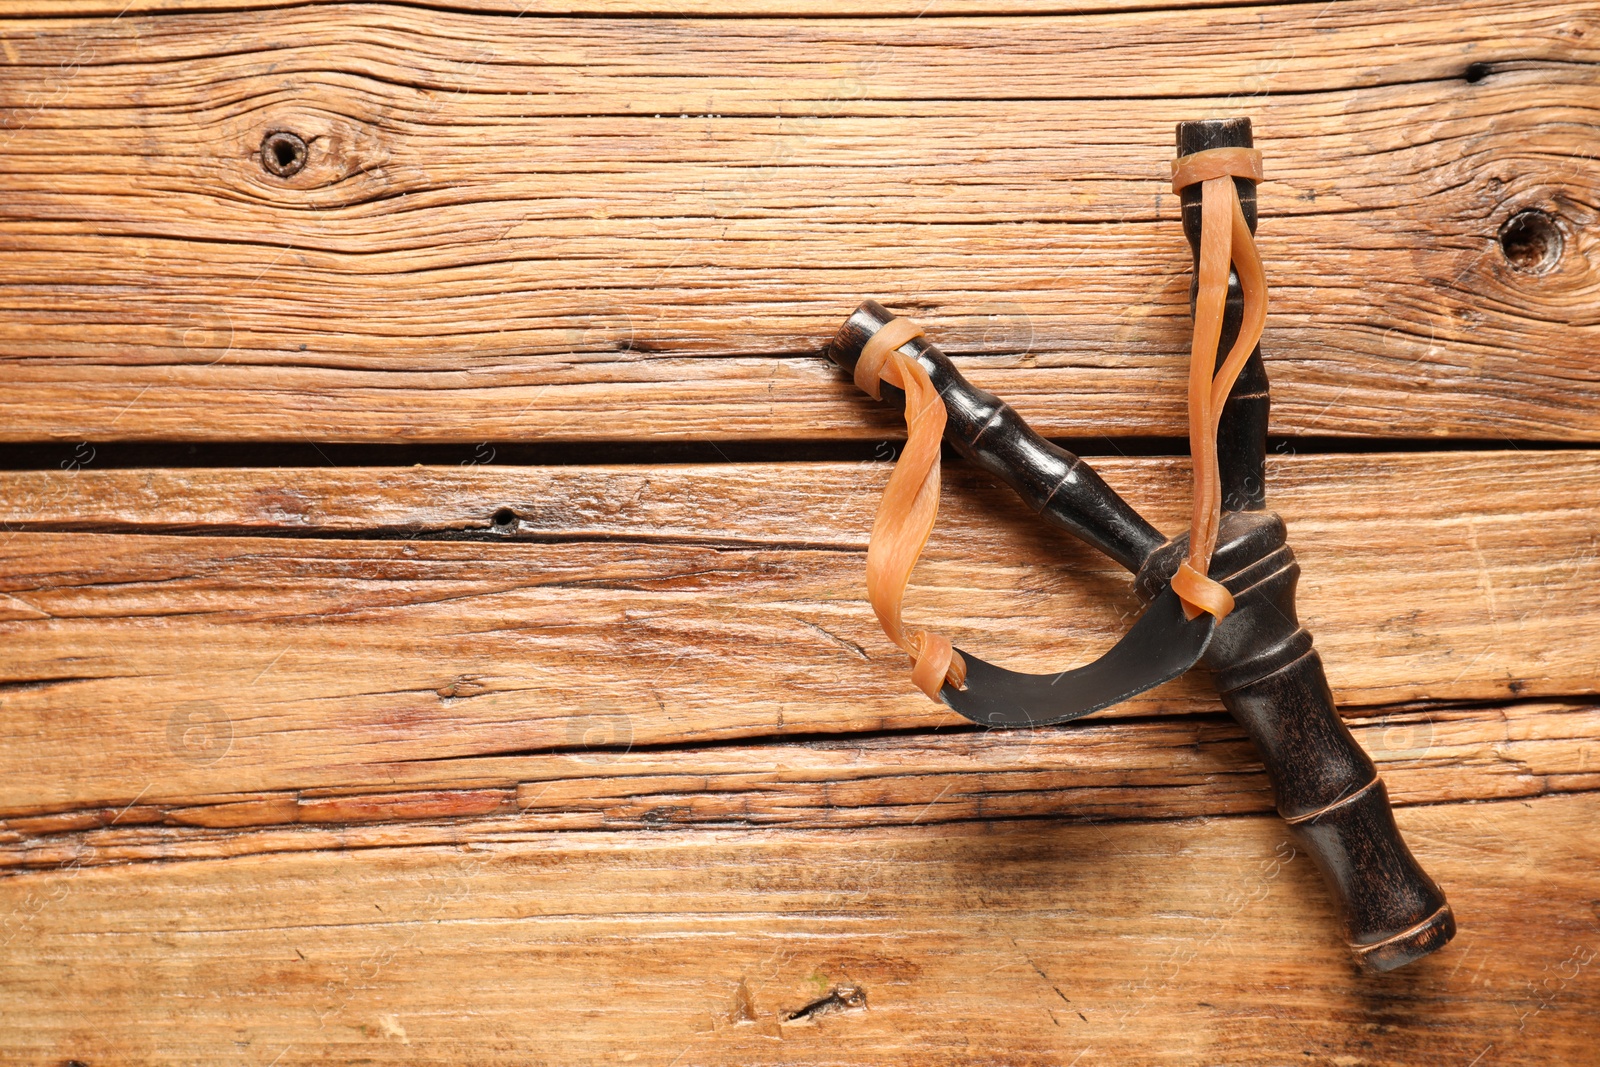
[2,0,1597,1063]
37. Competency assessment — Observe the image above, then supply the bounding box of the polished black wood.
[822,118,1456,971]
[1136,516,1455,971]
[829,301,1164,573]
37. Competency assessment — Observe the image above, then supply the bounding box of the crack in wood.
[2,700,1596,872]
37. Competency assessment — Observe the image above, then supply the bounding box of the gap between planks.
[0,2,1595,443]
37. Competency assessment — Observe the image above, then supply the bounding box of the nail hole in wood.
[783,985,867,1022]
[491,507,517,529]
[260,131,307,178]
[1463,62,1491,84]
[1498,209,1564,275]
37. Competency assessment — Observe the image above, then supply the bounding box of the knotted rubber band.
[855,316,967,700]
[856,316,925,401]
[1169,146,1268,621]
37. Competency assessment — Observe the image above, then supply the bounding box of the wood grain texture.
[3,699,1596,871]
[3,1,1597,1058]
[3,794,1597,1065]
[2,0,1386,15]
[1,1,1596,441]
[1,451,1596,815]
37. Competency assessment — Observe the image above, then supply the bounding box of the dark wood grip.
[1226,654,1455,970]
[828,300,1163,573]
[1139,513,1456,970]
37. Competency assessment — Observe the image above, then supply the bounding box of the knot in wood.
[260,131,308,178]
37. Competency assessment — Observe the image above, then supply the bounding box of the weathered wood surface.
[4,698,1597,872]
[4,450,1595,1066]
[3,794,1597,1065]
[1,1,1597,441]
[5,0,1435,15]
[4,1,1599,1062]
[2,451,1596,816]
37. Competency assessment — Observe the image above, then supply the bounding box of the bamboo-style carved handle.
[828,301,1163,573]
[1138,515,1456,971]
[1167,120,1454,967]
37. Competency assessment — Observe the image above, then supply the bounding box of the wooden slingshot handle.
[1172,120,1453,969]
[823,118,1455,970]
[1137,515,1455,971]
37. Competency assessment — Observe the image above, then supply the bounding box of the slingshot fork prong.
[829,301,1165,575]
[1177,118,1270,513]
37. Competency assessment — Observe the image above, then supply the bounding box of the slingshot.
[826,119,1455,972]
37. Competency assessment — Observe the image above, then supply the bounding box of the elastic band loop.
[1168,147,1268,621]
[1171,147,1264,191]
[855,317,925,401]
[1171,561,1234,620]
[855,316,967,700]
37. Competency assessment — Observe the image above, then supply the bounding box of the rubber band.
[854,316,967,700]
[856,317,924,401]
[1170,147,1264,191]
[1169,146,1268,621]
[853,147,1265,694]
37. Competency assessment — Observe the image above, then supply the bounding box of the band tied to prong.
[851,147,1266,698]
[1168,146,1268,622]
[852,316,968,701]
[855,317,925,401]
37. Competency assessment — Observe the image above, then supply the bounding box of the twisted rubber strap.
[857,317,968,700]
[1168,147,1268,621]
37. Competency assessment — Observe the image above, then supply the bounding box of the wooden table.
[3,1,1597,1063]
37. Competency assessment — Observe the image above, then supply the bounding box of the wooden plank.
[1,2,1596,441]
[1,793,1595,1064]
[1,3,1593,1059]
[3,700,1596,870]
[1,451,1596,813]
[8,1,1581,105]
[0,0,1383,16]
